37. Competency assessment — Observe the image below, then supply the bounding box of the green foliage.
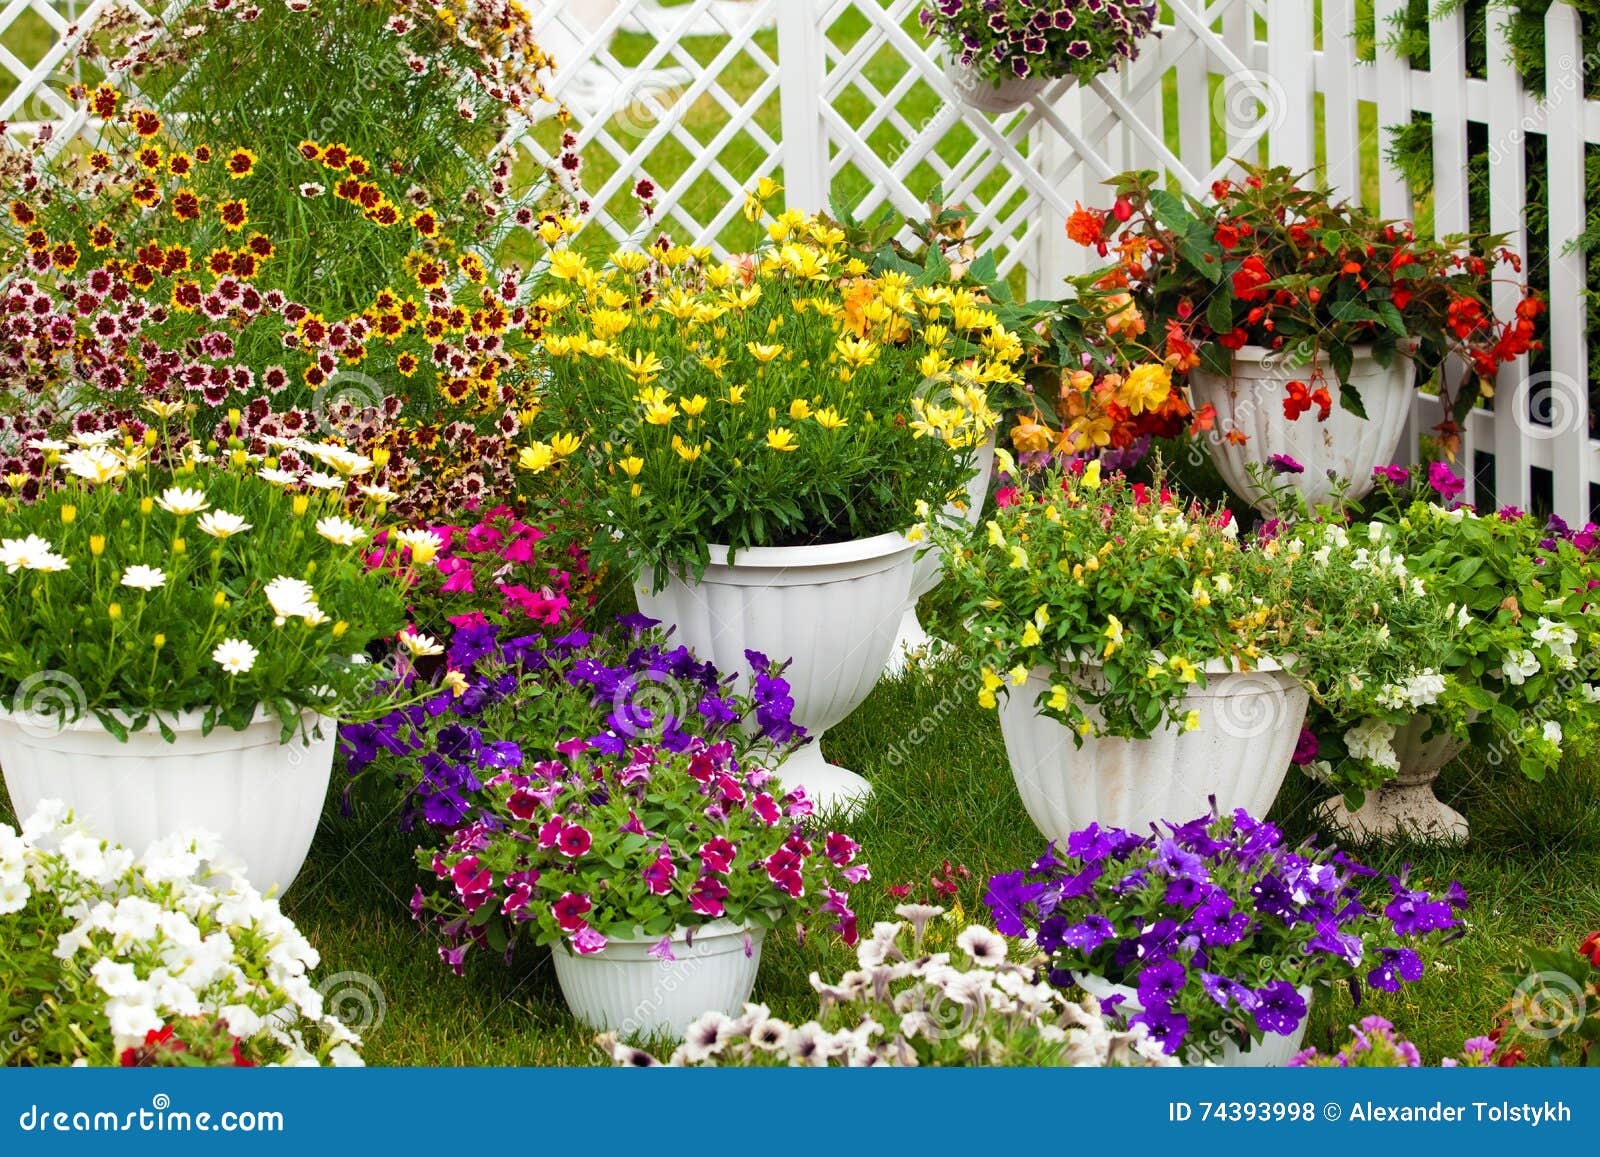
[0,431,405,735]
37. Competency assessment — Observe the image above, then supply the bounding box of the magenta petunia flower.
[698,836,737,874]
[557,823,593,858]
[552,892,591,932]
[570,927,607,955]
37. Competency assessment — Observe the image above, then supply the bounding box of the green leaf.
[1199,343,1233,377]
[1338,382,1367,419]
[1206,290,1235,336]
[1328,299,1382,324]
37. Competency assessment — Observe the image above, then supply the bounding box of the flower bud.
[108,603,122,620]
[60,504,76,524]
[89,535,105,557]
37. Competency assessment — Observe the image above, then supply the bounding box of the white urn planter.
[0,708,335,895]
[1189,345,1416,514]
[1076,973,1312,1067]
[1318,715,1470,844]
[888,434,998,673]
[942,53,1052,114]
[997,659,1308,842]
[634,531,918,815]
[552,920,766,1039]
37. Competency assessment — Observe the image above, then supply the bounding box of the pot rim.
[0,704,334,736]
[1202,341,1418,366]
[1024,653,1292,679]
[699,529,916,570]
[551,917,765,956]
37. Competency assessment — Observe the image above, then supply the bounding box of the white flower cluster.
[1,801,361,1067]
[1376,668,1447,711]
[603,907,1175,1068]
[1344,717,1400,773]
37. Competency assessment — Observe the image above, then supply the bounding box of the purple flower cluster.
[340,616,806,830]
[920,0,1160,83]
[984,808,1467,1057]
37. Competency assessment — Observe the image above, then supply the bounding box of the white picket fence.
[2,0,1595,523]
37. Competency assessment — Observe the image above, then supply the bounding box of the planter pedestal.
[635,531,918,817]
[1318,716,1469,843]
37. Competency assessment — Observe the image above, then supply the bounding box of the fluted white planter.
[1190,345,1416,513]
[943,53,1052,113]
[998,659,1308,842]
[1076,973,1312,1067]
[1318,714,1470,843]
[634,531,918,815]
[552,920,765,1039]
[0,708,334,894]
[888,433,998,673]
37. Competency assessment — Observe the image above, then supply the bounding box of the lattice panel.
[1,0,1304,292]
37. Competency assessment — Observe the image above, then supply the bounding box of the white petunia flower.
[1500,649,1541,686]
[1542,720,1563,745]
[1345,717,1399,772]
[120,564,167,591]
[212,638,259,675]
[955,924,1008,965]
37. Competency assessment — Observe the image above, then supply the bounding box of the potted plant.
[984,807,1469,1065]
[920,0,1161,114]
[342,613,809,832]
[523,182,1010,812]
[1295,464,1600,843]
[414,737,869,1038]
[1289,1017,1503,1067]
[0,422,408,892]
[932,457,1437,840]
[1,801,363,1066]
[1065,166,1542,512]
[600,904,1177,1066]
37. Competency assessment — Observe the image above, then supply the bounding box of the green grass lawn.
[273,637,1600,1067]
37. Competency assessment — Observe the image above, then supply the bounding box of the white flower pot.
[1189,345,1416,514]
[0,707,335,895]
[943,53,1052,114]
[997,659,1308,842]
[1075,972,1312,1067]
[552,920,765,1039]
[635,532,918,815]
[1318,714,1470,843]
[888,433,998,674]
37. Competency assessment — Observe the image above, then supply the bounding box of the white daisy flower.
[156,486,210,516]
[264,576,319,622]
[397,629,443,657]
[211,638,259,674]
[357,484,399,504]
[258,468,299,487]
[393,528,444,564]
[197,510,252,539]
[61,446,126,484]
[120,565,167,591]
[1,534,57,573]
[315,516,366,546]
[304,472,346,491]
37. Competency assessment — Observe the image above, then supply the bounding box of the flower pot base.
[1317,785,1468,845]
[773,741,871,818]
[552,920,766,1039]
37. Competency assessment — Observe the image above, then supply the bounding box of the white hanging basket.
[551,919,766,1039]
[634,531,918,816]
[997,658,1307,843]
[0,707,335,895]
[942,53,1054,114]
[1189,345,1416,514]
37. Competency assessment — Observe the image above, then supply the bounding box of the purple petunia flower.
[1291,727,1319,765]
[1252,980,1307,1036]
[1267,453,1304,475]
